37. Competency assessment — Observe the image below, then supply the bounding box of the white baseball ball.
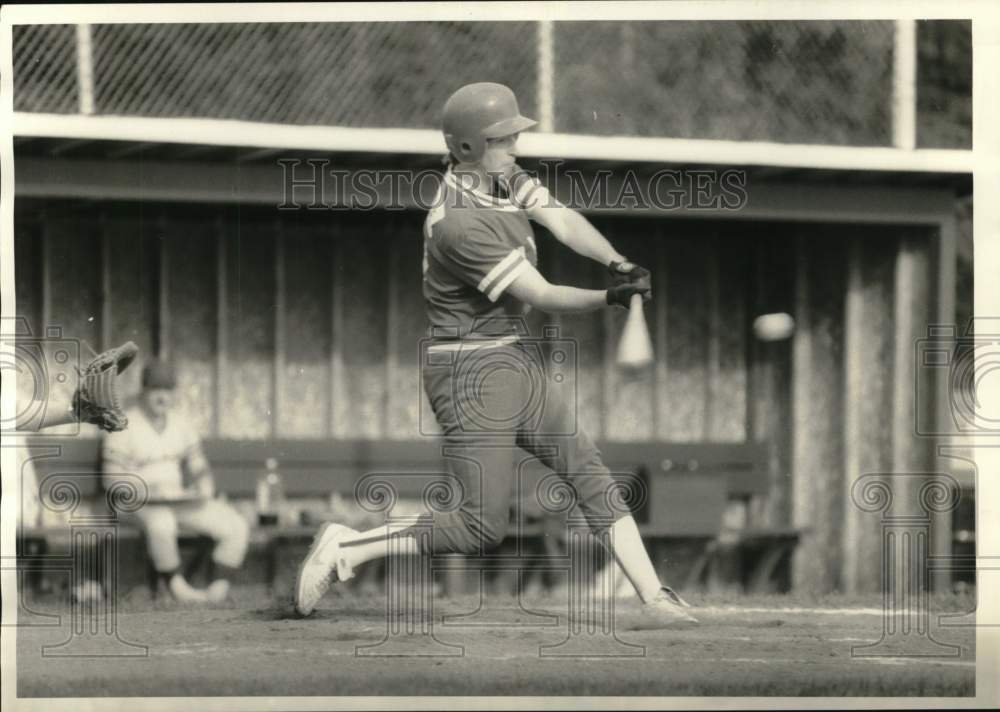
[753,312,795,341]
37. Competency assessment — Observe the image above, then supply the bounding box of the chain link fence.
[12,24,78,114]
[556,21,894,145]
[13,20,970,148]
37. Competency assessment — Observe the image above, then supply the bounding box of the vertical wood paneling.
[330,236,346,437]
[99,223,112,351]
[384,224,400,436]
[14,218,43,413]
[279,219,332,438]
[46,215,102,353]
[841,233,896,593]
[104,212,157,402]
[42,215,102,434]
[41,218,52,334]
[704,233,721,439]
[653,229,669,439]
[713,231,749,441]
[273,221,285,438]
[791,230,847,594]
[663,231,710,441]
[14,219,43,337]
[220,218,275,439]
[791,237,816,591]
[385,215,428,439]
[931,218,957,589]
[164,217,217,438]
[603,223,655,441]
[891,233,934,508]
[214,220,227,438]
[748,230,795,529]
[338,217,388,438]
[156,216,170,360]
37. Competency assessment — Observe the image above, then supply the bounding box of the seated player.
[295,83,696,627]
[102,359,249,604]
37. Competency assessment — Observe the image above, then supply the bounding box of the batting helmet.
[442,83,537,163]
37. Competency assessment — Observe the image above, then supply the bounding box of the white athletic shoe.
[294,522,357,617]
[205,579,230,603]
[167,573,209,603]
[636,586,699,627]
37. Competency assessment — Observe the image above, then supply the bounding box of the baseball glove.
[73,341,139,432]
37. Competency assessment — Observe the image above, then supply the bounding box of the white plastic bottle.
[256,457,284,526]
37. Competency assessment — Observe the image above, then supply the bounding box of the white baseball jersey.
[102,406,201,500]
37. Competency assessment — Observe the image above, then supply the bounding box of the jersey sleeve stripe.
[512,176,536,206]
[487,259,529,302]
[477,247,524,293]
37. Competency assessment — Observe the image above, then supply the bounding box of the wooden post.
[931,215,958,593]
[330,237,344,438]
[99,215,111,351]
[840,236,896,593]
[893,20,918,151]
[214,218,227,438]
[385,227,399,438]
[891,233,934,553]
[704,234,720,439]
[653,228,668,438]
[273,221,285,439]
[156,216,169,360]
[75,25,95,115]
[40,217,51,333]
[791,235,846,593]
[537,21,554,133]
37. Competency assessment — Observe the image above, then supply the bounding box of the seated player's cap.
[141,359,177,390]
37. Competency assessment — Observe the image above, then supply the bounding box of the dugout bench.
[18,437,800,596]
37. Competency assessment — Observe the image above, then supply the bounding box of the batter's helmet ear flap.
[442,83,536,163]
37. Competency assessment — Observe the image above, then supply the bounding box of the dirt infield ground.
[16,586,976,697]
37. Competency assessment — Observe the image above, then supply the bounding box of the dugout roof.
[13,135,972,199]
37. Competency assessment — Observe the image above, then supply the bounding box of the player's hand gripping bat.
[606,260,654,370]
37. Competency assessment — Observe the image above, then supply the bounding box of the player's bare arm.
[524,194,625,266]
[15,393,77,431]
[506,260,650,313]
[503,165,652,291]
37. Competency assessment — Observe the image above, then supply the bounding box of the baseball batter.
[296,83,696,625]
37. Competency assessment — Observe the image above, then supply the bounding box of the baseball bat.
[616,293,654,369]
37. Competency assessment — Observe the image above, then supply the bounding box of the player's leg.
[334,444,516,568]
[175,498,250,598]
[517,372,695,619]
[329,349,522,568]
[132,505,209,602]
[295,346,521,615]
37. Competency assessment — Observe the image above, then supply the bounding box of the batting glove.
[608,260,651,289]
[606,282,652,308]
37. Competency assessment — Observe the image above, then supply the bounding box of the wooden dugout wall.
[13,194,949,594]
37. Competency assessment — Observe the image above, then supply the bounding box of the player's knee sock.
[339,527,420,571]
[605,516,662,603]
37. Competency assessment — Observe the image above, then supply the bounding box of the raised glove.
[606,282,651,308]
[608,259,651,290]
[73,341,139,432]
